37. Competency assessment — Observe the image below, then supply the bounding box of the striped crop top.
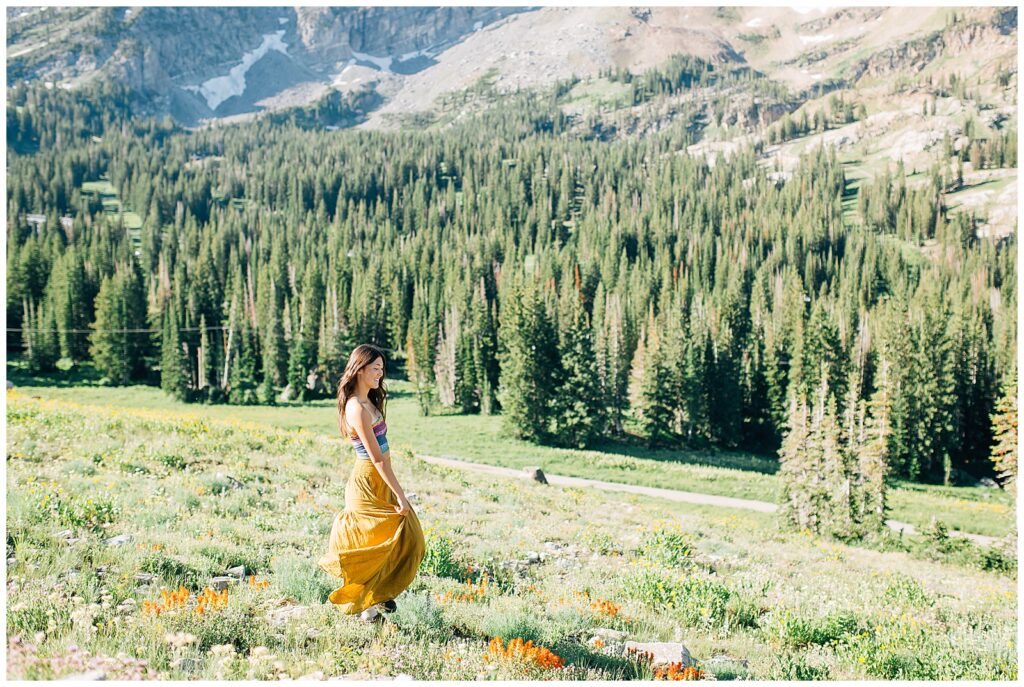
[349,412,389,459]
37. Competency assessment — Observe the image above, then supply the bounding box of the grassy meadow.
[8,366,1017,541]
[4,384,1019,680]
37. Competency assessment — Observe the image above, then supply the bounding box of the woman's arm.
[347,402,410,514]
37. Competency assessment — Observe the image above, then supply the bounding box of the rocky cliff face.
[7,6,522,124]
[294,6,518,70]
[848,6,1017,82]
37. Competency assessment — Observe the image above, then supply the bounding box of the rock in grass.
[209,576,238,591]
[524,467,548,484]
[172,657,204,673]
[703,655,749,669]
[60,671,105,680]
[358,606,380,623]
[225,565,246,579]
[103,534,133,547]
[589,627,628,651]
[624,641,693,667]
[134,573,157,585]
[266,604,310,627]
[592,628,627,642]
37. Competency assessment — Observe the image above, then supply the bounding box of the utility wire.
[8,326,231,333]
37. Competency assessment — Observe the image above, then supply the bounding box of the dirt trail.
[416,453,1000,547]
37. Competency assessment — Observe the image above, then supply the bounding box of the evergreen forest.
[6,61,1017,510]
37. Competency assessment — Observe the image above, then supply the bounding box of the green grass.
[944,172,1017,212]
[81,180,117,196]
[81,180,143,244]
[122,212,143,230]
[559,78,633,112]
[7,365,1014,540]
[4,392,1017,680]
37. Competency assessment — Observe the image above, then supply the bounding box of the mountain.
[6,6,525,124]
[6,5,1017,236]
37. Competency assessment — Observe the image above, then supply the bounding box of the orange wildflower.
[653,663,704,680]
[248,575,270,589]
[590,599,620,617]
[485,636,564,670]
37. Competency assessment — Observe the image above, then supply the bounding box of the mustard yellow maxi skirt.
[317,457,425,614]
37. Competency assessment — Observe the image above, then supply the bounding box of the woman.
[318,344,425,619]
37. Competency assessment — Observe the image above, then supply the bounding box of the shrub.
[770,608,862,648]
[388,591,452,642]
[421,530,462,579]
[882,573,934,608]
[976,542,1016,574]
[270,554,336,604]
[140,552,211,590]
[637,524,695,568]
[620,566,732,628]
[772,651,832,680]
[480,610,545,645]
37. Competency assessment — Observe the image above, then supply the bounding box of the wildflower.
[163,632,198,648]
[653,662,703,680]
[486,636,564,670]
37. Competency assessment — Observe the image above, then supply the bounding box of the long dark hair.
[336,344,388,436]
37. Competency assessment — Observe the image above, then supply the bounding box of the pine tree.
[287,334,308,402]
[455,326,478,413]
[300,262,324,366]
[552,284,605,448]
[497,277,556,443]
[469,278,499,415]
[604,292,631,436]
[261,278,287,386]
[434,304,460,408]
[638,323,677,448]
[407,283,435,415]
[778,393,816,532]
[990,372,1017,495]
[854,360,891,532]
[121,258,149,379]
[49,247,92,360]
[817,385,852,536]
[22,298,59,373]
[161,304,189,401]
[90,272,132,385]
[37,299,61,373]
[228,304,260,405]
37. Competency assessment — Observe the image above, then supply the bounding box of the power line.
[8,326,231,333]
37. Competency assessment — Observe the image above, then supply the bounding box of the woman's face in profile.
[360,358,384,389]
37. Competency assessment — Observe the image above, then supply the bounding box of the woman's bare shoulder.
[344,397,369,422]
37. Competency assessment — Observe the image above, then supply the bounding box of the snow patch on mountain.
[351,50,394,72]
[798,33,835,45]
[191,30,289,110]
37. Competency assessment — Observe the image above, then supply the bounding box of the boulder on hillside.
[209,576,238,591]
[624,641,693,667]
[524,467,547,484]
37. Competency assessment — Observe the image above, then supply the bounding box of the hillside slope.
[5,392,1017,680]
